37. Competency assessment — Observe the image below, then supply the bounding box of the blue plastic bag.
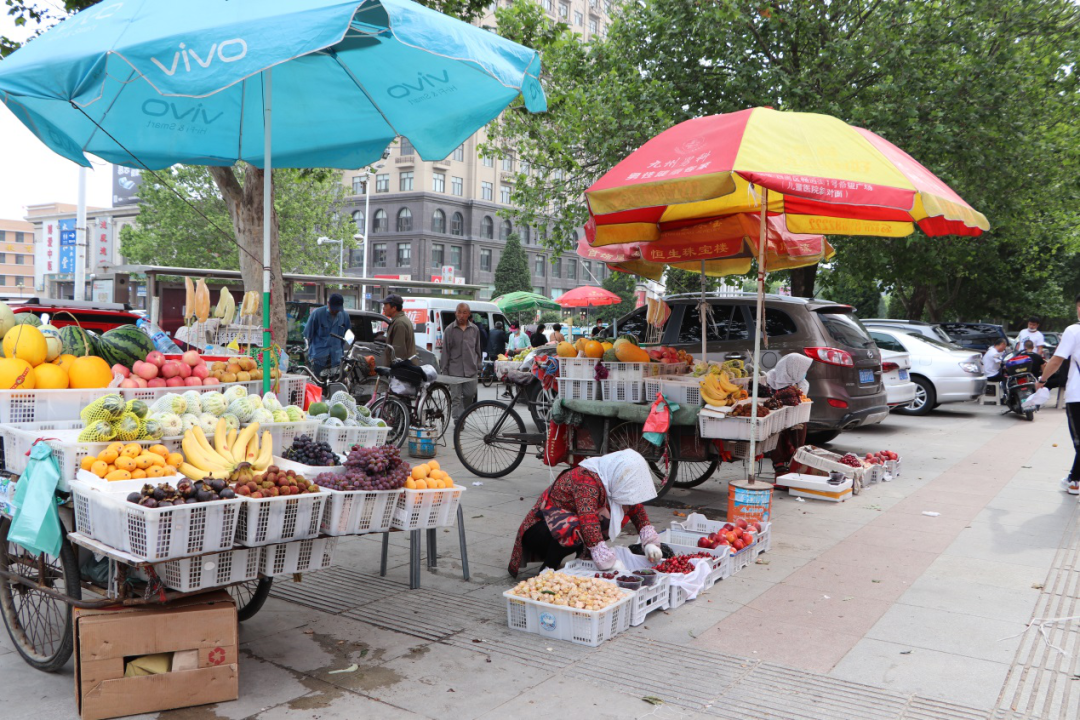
[9,443,63,557]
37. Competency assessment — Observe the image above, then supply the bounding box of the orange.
[115,456,136,472]
[413,479,428,490]
[68,356,112,388]
[80,455,96,471]
[90,460,109,478]
[148,444,169,458]
[134,454,155,470]
[428,460,440,470]
[147,466,165,478]
[105,469,131,481]
[121,443,142,459]
[166,453,184,468]
[53,354,77,373]
[98,449,119,464]
[131,468,147,479]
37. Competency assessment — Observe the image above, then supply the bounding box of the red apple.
[182,349,203,366]
[165,377,184,387]
[147,378,167,388]
[112,363,131,378]
[146,351,165,368]
[202,377,221,385]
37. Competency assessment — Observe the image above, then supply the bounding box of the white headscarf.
[766,353,813,394]
[579,449,656,538]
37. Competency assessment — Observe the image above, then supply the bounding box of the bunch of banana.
[179,419,273,480]
[700,371,748,407]
[721,359,747,378]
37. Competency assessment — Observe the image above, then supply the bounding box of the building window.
[397,207,413,232]
[582,260,591,278]
[376,173,389,192]
[481,216,494,239]
[352,210,365,235]
[522,226,531,245]
[0,253,5,264]
[399,171,414,191]
[502,156,514,172]
[589,17,597,33]
[552,258,561,278]
[16,255,24,266]
[559,2,568,19]
[480,249,492,272]
[432,172,445,193]
[399,138,415,156]
[14,276,23,287]
[373,243,387,267]
[500,185,511,204]
[453,145,464,162]
[14,232,23,243]
[535,255,546,276]
[451,212,464,236]
[0,232,5,243]
[431,243,445,268]
[481,181,493,201]
[500,219,512,241]
[450,245,462,269]
[542,0,553,12]
[574,10,583,24]
[482,155,494,168]
[432,209,446,234]
[451,176,463,196]
[352,176,364,194]
[520,159,530,174]
[373,209,388,233]
[567,259,577,280]
[397,243,411,266]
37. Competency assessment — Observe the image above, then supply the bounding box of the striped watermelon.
[96,325,154,369]
[58,324,97,358]
[14,312,42,327]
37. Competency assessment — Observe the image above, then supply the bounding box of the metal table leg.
[426,528,437,568]
[457,505,470,581]
[410,530,421,589]
[380,532,389,577]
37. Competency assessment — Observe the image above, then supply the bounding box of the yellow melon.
[584,340,604,359]
[53,354,77,373]
[68,356,113,388]
[0,357,35,389]
[556,341,577,358]
[33,362,68,389]
[2,325,47,367]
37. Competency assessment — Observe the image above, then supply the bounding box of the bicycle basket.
[390,360,427,386]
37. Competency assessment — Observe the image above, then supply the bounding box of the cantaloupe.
[614,338,649,363]
[0,357,35,389]
[3,325,47,367]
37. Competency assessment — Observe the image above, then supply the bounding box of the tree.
[594,271,636,324]
[815,267,883,318]
[493,233,533,298]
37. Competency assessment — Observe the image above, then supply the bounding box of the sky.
[0,13,113,221]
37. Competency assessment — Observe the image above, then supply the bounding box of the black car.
[934,322,1007,352]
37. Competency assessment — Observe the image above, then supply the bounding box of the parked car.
[1041,331,1060,358]
[1,297,141,333]
[614,293,890,443]
[881,349,917,408]
[866,328,986,415]
[862,319,954,344]
[934,322,1007,352]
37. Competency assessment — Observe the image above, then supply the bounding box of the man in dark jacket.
[379,294,416,364]
[489,321,508,358]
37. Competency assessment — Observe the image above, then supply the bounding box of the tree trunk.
[902,285,929,321]
[789,265,818,298]
[208,165,287,349]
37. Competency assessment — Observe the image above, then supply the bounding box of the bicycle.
[367,356,452,448]
[479,359,497,388]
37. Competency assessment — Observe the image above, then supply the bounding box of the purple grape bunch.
[314,444,409,491]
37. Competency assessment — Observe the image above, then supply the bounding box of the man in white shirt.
[1037,298,1080,495]
[1016,317,1045,355]
[982,338,1007,381]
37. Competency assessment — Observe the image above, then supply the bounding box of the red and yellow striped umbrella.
[585,107,988,247]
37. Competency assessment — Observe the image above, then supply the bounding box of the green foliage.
[539,310,562,324]
[816,268,883,319]
[594,271,635,323]
[493,234,533,298]
[120,165,354,275]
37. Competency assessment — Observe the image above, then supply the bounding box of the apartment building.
[338,0,616,304]
[0,219,35,297]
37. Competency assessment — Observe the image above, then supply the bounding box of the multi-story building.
[339,0,616,305]
[0,219,36,297]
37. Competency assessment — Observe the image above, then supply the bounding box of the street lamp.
[317,236,343,277]
[358,150,390,311]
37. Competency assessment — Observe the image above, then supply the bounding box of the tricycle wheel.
[228,578,273,622]
[0,516,79,672]
[607,422,675,501]
[672,459,719,489]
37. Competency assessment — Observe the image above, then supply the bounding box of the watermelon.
[14,312,42,327]
[59,324,97,358]
[96,325,154,369]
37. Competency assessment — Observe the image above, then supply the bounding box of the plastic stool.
[979,383,1000,405]
[379,504,470,589]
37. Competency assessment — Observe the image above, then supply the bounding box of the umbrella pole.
[748,188,768,483]
[261,68,273,395]
[700,260,707,361]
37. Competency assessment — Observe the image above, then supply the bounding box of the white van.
[402,298,511,359]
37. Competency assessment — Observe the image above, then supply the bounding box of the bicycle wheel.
[370,395,410,448]
[607,422,676,501]
[671,434,719,489]
[228,578,273,622]
[527,382,557,433]
[419,384,453,440]
[0,516,79,672]
[454,400,528,478]
[480,370,494,388]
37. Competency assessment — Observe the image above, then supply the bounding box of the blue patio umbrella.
[0,0,546,389]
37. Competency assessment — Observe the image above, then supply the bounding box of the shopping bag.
[303,383,323,411]
[643,393,675,446]
[543,421,570,466]
[1023,387,1050,409]
[8,442,63,557]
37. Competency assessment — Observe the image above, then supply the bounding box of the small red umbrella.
[556,286,623,308]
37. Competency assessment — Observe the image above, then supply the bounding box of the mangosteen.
[186,497,200,505]
[219,488,236,500]
[139,497,158,509]
[157,500,173,508]
[152,487,167,501]
[177,480,194,498]
[126,492,141,504]
[141,483,155,496]
[209,478,226,493]
[195,489,215,503]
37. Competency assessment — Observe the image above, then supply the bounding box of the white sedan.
[881,349,917,407]
[867,328,986,415]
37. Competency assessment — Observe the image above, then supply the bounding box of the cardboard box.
[74,590,238,720]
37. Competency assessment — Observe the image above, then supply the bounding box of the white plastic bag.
[1023,387,1050,409]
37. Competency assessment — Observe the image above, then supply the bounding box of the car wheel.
[896,376,936,416]
[805,429,842,445]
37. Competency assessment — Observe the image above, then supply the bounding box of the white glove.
[609,559,628,575]
[644,543,663,564]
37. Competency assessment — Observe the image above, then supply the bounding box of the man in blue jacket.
[304,293,350,378]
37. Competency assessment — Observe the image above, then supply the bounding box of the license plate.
[859,369,875,384]
[899,370,909,381]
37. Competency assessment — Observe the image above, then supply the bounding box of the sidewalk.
[2,394,1076,719]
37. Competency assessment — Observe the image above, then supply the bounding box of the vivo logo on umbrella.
[150,39,248,77]
[387,70,454,99]
[142,99,224,125]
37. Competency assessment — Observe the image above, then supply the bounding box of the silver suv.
[862,319,954,344]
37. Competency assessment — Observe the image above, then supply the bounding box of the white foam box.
[777,472,852,502]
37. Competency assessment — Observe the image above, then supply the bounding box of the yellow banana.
[214,418,230,457]
[191,426,233,466]
[232,422,259,463]
[226,427,237,449]
[182,434,232,473]
[252,432,273,471]
[717,371,739,394]
[179,462,210,480]
[700,385,727,407]
[246,431,265,463]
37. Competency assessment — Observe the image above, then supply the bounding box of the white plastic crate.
[557,357,599,379]
[864,463,887,485]
[557,377,596,401]
[278,374,308,407]
[503,586,633,647]
[643,376,702,406]
[251,419,321,455]
[118,379,264,406]
[0,387,117,424]
[600,379,645,403]
[601,361,656,381]
[392,485,464,530]
[725,434,779,460]
[791,401,813,424]
[260,537,337,576]
[561,559,672,626]
[233,475,329,547]
[654,363,692,376]
[217,324,264,345]
[137,548,261,593]
[321,487,401,536]
[669,515,772,573]
[699,411,778,441]
[656,530,732,584]
[70,477,242,562]
[316,424,391,454]
[793,446,865,480]
[885,457,901,478]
